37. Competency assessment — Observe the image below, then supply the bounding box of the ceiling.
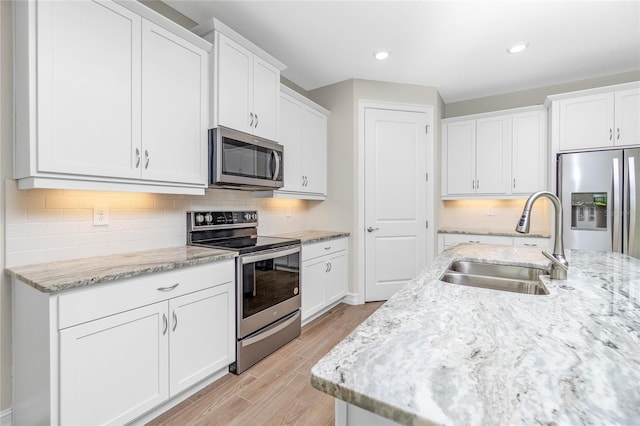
[165,1,640,103]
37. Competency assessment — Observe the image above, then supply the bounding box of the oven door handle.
[241,246,300,264]
[241,311,300,347]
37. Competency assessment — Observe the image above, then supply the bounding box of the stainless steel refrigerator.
[558,148,639,259]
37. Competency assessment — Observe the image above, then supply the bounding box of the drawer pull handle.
[324,246,331,250]
[523,243,538,247]
[172,311,178,332]
[157,283,179,292]
[469,240,481,243]
[162,314,168,336]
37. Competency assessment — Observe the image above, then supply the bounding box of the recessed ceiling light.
[507,43,529,54]
[374,50,390,61]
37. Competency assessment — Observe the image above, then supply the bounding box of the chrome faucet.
[516,191,569,280]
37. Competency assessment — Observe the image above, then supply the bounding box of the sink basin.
[440,261,550,295]
[449,261,548,281]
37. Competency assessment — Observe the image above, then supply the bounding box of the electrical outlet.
[93,205,109,226]
[486,207,495,216]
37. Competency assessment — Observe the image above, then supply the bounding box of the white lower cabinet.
[301,238,348,323]
[13,260,235,426]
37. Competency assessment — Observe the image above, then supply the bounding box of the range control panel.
[187,211,258,230]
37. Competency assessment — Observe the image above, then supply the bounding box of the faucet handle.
[542,250,569,280]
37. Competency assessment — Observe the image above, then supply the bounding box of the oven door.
[238,246,300,338]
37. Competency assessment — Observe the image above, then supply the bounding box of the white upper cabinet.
[511,109,547,194]
[193,19,286,142]
[14,0,211,194]
[442,106,547,199]
[141,20,208,185]
[262,86,328,200]
[549,82,640,152]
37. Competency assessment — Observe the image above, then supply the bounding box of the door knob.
[367,227,379,233]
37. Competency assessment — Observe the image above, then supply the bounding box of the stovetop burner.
[187,210,300,255]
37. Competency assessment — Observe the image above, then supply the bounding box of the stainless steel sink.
[440,261,550,295]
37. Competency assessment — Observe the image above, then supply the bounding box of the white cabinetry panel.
[216,33,253,133]
[301,238,348,323]
[59,302,168,426]
[36,0,141,179]
[141,20,207,185]
[14,0,211,194]
[553,84,640,152]
[442,106,547,199]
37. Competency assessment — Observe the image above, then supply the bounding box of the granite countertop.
[5,246,237,293]
[270,230,350,244]
[439,227,551,238]
[311,243,640,425]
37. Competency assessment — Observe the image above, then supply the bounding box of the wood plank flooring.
[147,302,383,426]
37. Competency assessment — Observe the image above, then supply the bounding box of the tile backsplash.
[4,180,309,267]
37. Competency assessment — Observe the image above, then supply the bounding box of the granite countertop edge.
[270,230,350,244]
[5,246,237,293]
[438,227,551,238]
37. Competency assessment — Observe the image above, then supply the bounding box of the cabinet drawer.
[58,260,235,329]
[302,238,348,261]
[443,234,512,246]
[513,237,551,248]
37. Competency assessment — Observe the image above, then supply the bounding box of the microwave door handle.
[612,157,622,252]
[273,150,281,181]
[628,155,637,256]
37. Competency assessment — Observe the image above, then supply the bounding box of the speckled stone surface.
[438,227,551,239]
[311,243,640,425]
[5,246,237,293]
[270,230,350,244]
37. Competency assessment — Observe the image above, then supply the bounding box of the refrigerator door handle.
[612,157,622,253]
[628,156,637,256]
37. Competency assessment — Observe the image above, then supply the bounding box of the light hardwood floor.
[147,302,384,426]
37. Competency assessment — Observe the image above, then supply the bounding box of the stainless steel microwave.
[209,127,284,190]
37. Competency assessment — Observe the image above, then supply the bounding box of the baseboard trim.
[341,292,361,305]
[0,408,12,426]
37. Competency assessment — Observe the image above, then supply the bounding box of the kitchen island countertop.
[311,243,640,425]
[5,246,237,293]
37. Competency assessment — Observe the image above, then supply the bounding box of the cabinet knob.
[367,227,380,233]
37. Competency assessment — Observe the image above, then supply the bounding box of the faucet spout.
[516,191,569,279]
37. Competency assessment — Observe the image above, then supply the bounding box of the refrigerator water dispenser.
[570,192,607,230]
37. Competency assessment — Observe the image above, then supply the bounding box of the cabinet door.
[614,88,640,147]
[559,93,615,151]
[59,303,169,426]
[280,93,304,191]
[325,251,347,305]
[252,57,280,140]
[169,284,234,396]
[301,106,328,195]
[512,110,546,194]
[475,115,510,195]
[301,258,327,322]
[141,20,207,185]
[216,33,252,133]
[445,121,476,195]
[37,0,141,179]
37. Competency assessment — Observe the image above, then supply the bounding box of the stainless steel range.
[187,211,301,374]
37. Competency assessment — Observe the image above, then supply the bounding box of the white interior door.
[364,108,428,301]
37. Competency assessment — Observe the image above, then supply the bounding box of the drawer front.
[58,259,235,329]
[513,236,551,248]
[302,237,348,261]
[443,233,512,246]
